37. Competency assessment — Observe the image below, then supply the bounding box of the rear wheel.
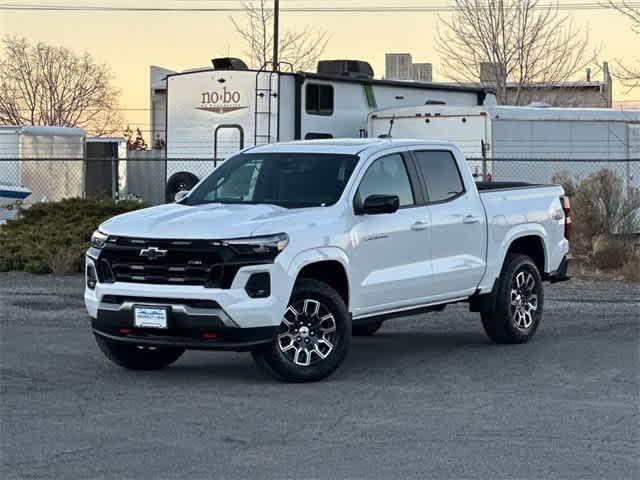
[252,279,351,382]
[95,334,185,370]
[481,254,544,344]
[352,319,384,336]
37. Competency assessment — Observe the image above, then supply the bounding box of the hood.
[100,202,292,239]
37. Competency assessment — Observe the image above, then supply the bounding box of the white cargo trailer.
[368,105,640,186]
[161,59,493,200]
[0,125,86,204]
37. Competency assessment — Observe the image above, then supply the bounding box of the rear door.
[411,149,486,298]
[349,151,432,317]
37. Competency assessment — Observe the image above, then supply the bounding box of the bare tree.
[0,36,122,135]
[435,0,594,105]
[231,0,329,71]
[607,0,640,89]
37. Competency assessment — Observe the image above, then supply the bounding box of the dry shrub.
[620,250,640,282]
[553,169,640,253]
[46,247,84,275]
[590,235,632,269]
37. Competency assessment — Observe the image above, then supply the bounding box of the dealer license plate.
[133,306,168,329]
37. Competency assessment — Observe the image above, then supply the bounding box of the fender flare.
[287,246,350,279]
[285,246,351,304]
[497,224,549,275]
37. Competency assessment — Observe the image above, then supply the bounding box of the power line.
[2,1,639,13]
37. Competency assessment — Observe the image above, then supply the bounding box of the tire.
[352,319,384,336]
[251,279,351,382]
[166,172,199,203]
[481,253,544,344]
[94,334,185,370]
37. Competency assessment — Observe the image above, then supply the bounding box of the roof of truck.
[244,138,454,155]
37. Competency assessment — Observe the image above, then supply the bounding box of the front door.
[349,152,432,318]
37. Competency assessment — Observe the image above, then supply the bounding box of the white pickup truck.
[85,139,571,382]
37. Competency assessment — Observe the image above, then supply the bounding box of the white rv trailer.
[162,59,492,200]
[0,125,86,203]
[368,105,640,186]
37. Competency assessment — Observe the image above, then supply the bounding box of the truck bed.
[475,181,546,192]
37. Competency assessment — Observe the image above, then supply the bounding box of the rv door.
[214,124,245,166]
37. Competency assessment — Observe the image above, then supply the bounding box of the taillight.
[561,196,572,240]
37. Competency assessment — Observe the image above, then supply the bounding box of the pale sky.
[2,1,639,134]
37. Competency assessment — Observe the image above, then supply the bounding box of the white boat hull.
[0,184,31,207]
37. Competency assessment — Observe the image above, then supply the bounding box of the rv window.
[305,84,334,116]
[304,132,333,140]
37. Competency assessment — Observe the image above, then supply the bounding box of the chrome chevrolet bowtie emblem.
[139,247,168,259]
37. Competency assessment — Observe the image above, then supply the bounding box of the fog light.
[245,272,270,298]
[86,264,97,290]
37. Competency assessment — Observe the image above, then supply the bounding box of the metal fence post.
[481,140,488,180]
[111,158,118,200]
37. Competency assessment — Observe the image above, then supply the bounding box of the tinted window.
[413,151,464,202]
[305,84,334,115]
[185,153,358,208]
[357,154,414,207]
[304,132,333,140]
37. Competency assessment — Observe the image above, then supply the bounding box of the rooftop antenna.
[377,115,395,139]
[387,115,395,138]
[376,115,396,139]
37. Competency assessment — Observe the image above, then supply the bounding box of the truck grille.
[96,236,269,288]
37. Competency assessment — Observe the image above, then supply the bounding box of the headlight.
[222,233,289,256]
[90,230,108,249]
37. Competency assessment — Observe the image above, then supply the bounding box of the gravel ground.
[0,272,638,479]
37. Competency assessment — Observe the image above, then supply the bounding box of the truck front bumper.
[90,296,278,351]
[85,255,291,351]
[92,324,277,352]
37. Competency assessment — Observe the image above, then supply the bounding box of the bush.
[621,249,640,282]
[0,197,146,274]
[553,169,640,253]
[590,234,632,269]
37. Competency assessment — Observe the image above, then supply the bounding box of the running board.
[352,297,468,325]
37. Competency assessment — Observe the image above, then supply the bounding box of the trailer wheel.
[166,172,199,202]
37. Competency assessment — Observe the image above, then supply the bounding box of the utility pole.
[273,0,279,70]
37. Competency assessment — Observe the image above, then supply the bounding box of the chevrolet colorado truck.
[85,139,571,382]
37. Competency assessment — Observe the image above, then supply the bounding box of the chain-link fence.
[1,156,639,209]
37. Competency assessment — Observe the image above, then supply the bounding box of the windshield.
[184,152,359,208]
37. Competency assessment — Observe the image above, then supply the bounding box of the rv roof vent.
[317,60,374,79]
[425,100,446,105]
[211,57,249,71]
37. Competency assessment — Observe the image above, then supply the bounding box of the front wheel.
[94,334,185,370]
[480,254,544,344]
[252,279,351,382]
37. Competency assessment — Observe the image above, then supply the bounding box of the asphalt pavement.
[1,272,638,479]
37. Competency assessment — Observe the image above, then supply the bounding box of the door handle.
[463,214,481,224]
[411,221,429,231]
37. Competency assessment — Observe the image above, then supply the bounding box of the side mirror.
[174,190,190,202]
[359,194,400,215]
